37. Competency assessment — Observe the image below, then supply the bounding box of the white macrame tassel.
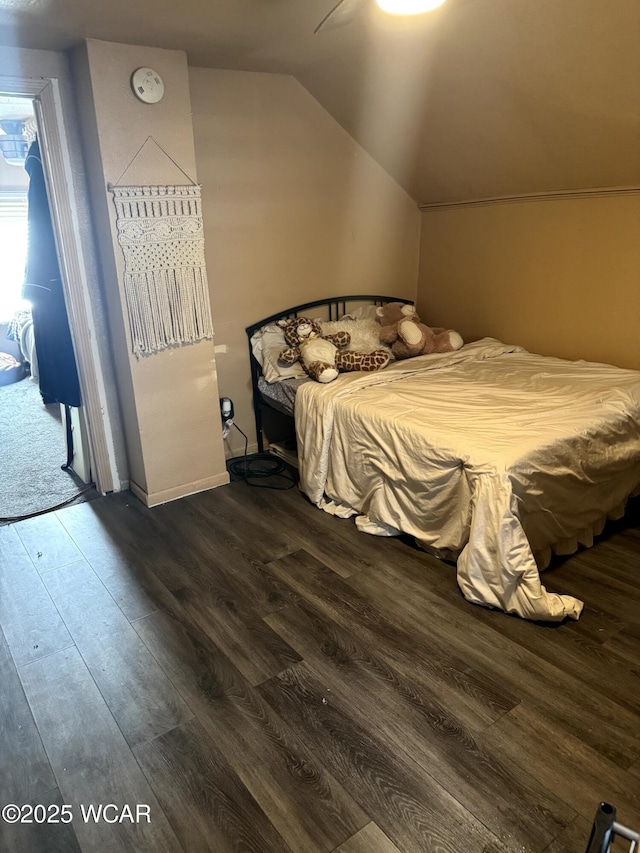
[112,185,214,357]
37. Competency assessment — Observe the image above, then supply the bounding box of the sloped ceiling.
[0,0,638,203]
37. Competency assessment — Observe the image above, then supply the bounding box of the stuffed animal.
[376,302,463,360]
[277,317,390,383]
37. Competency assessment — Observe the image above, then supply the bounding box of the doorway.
[0,69,122,513]
[0,95,94,522]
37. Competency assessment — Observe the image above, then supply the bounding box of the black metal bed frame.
[245,294,413,454]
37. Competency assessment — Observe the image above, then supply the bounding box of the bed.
[247,296,640,622]
[247,295,412,451]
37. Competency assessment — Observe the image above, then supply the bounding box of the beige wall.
[74,40,227,504]
[190,67,421,455]
[418,193,640,370]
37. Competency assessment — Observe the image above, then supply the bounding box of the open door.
[0,97,93,522]
[0,69,121,501]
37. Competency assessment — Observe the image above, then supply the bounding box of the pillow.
[319,316,393,356]
[251,323,306,383]
[340,304,381,321]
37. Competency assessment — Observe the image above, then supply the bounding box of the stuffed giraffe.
[277,317,390,383]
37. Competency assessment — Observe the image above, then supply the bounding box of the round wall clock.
[131,67,165,104]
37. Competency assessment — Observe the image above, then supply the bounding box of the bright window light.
[0,192,29,322]
[376,0,447,13]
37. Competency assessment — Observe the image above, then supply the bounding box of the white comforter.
[295,339,640,622]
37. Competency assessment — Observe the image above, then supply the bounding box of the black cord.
[226,422,297,489]
[0,484,95,524]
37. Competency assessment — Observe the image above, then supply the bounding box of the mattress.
[295,338,640,622]
[258,375,309,416]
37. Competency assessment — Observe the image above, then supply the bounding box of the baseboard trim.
[130,471,230,508]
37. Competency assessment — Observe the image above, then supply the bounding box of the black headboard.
[245,294,413,453]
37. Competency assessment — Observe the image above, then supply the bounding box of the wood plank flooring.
[1,482,638,852]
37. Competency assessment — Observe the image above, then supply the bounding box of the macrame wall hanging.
[109,138,214,358]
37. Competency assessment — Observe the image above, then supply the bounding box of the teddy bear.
[376,302,463,360]
[277,316,390,383]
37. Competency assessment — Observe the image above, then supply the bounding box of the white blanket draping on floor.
[295,339,640,622]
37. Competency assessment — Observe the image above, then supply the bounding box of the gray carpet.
[0,376,92,520]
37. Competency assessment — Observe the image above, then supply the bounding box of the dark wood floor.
[1,479,639,853]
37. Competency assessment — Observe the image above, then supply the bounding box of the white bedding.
[296,339,640,622]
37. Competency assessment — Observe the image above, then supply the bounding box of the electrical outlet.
[220,397,234,422]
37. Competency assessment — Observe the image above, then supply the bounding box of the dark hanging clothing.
[23,139,81,407]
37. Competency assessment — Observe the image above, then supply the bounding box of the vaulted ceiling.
[0,0,638,203]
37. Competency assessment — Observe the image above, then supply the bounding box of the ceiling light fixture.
[376,0,447,14]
